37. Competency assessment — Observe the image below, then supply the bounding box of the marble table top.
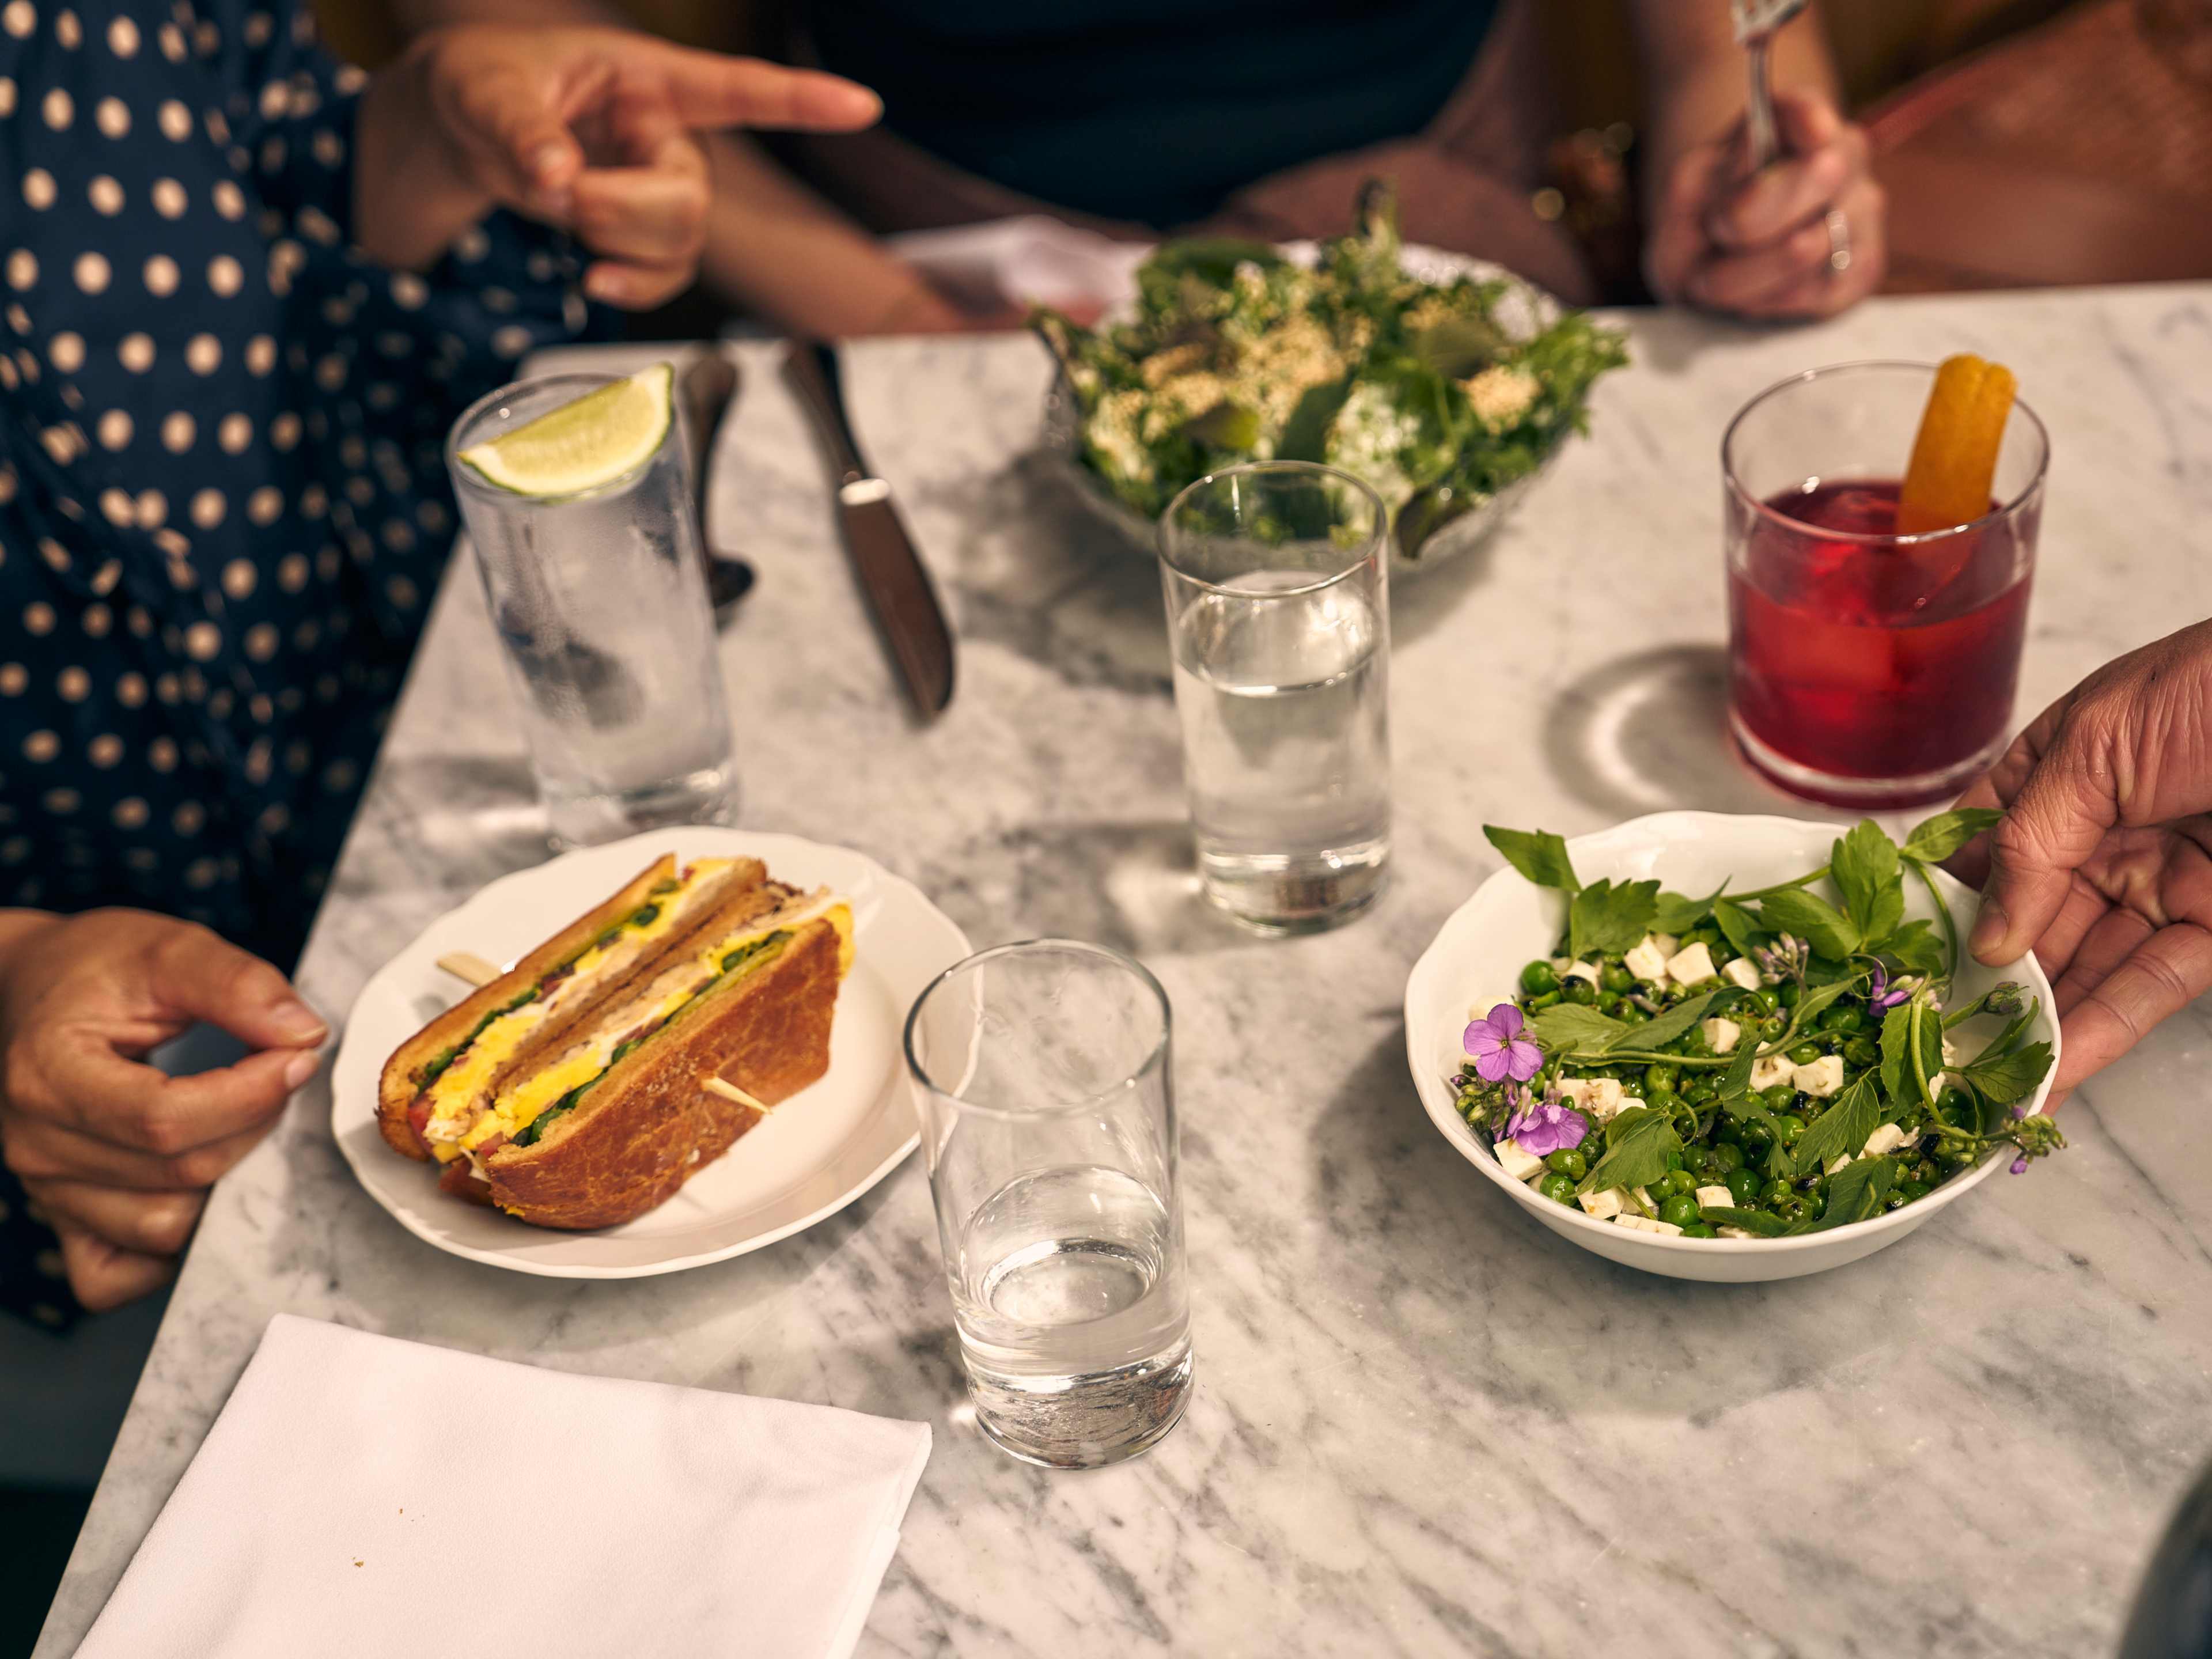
[39,282,2212,1658]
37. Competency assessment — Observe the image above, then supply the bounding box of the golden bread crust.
[374,854,678,1162]
[479,917,847,1229]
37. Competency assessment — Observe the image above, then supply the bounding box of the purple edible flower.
[1465,1002,1542,1084]
[1867,963,1911,1014]
[1505,1090,1588,1157]
[2009,1156,2029,1175]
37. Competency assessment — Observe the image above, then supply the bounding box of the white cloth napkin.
[888,215,1150,315]
[78,1315,931,1659]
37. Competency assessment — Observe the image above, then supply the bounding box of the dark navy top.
[0,0,607,1329]
[804,0,1499,228]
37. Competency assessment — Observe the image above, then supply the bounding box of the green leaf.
[1577,1109,1681,1196]
[1712,899,1763,957]
[1653,883,1728,935]
[1715,1036,1762,1113]
[1601,1103,1657,1149]
[1411,313,1506,380]
[1621,990,1719,1054]
[1181,400,1261,450]
[1903,808,2003,865]
[1878,1002,1915,1103]
[1697,1206,1789,1237]
[1789,1073,1883,1178]
[1793,1156,1899,1232]
[1873,919,1945,975]
[1275,376,1354,464]
[1483,826,1580,893]
[1527,1003,1627,1056]
[1757,886,1861,961]
[1831,820,1904,948]
[1963,1041,2055,1107]
[1569,878,1661,961]
[1786,975,1862,1037]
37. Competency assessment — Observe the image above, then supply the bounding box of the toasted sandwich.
[380,855,853,1230]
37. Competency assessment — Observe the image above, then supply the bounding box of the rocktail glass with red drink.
[1723,362,2048,808]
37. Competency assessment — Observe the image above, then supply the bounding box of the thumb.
[1968,717,2116,968]
[445,60,585,212]
[143,925,327,1052]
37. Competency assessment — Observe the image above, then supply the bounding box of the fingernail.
[1968,893,2008,961]
[529,146,567,186]
[282,1049,321,1090]
[271,998,327,1044]
[584,270,622,304]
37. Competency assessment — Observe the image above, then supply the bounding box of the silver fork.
[1731,0,1809,171]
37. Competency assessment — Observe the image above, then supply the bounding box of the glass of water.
[1160,461,1392,932]
[447,374,740,849]
[904,940,1191,1469]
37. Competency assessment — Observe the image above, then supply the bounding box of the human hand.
[0,911,327,1310]
[1645,88,1886,320]
[359,25,881,306]
[1945,620,2212,1107]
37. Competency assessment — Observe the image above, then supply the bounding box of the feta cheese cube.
[1564,959,1601,986]
[1624,937,1671,982]
[1556,1077,1624,1120]
[1701,1016,1742,1054]
[1695,1184,1734,1210]
[1495,1138,1546,1182]
[1717,1226,1757,1240]
[1827,1153,1853,1176]
[1793,1055,1845,1098]
[1650,934,1679,957]
[1861,1123,1907,1159]
[1665,941,1717,986]
[1750,1053,1795,1091]
[1628,1185,1656,1214]
[1613,1214,1684,1237]
[1578,1188,1624,1221]
[1941,1034,1962,1068]
[1722,957,1764,991]
[1648,1218,1684,1237]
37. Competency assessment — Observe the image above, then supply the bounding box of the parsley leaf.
[1902,808,2003,865]
[1786,975,1862,1037]
[1963,1041,2055,1107]
[1872,918,1945,974]
[1788,1073,1882,1178]
[1712,899,1763,957]
[1831,821,1905,952]
[1483,826,1581,892]
[1698,1206,1789,1237]
[1794,1156,1899,1232]
[1527,1003,1627,1056]
[1756,887,1861,961]
[1618,990,1719,1054]
[1569,877,1661,961]
[1577,1108,1681,1196]
[1652,882,1728,935]
[1714,1034,1762,1113]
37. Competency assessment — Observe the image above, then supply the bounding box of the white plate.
[331,830,971,1278]
[1043,243,1565,574]
[1404,812,2061,1283]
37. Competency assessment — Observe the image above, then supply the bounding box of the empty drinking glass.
[904,941,1191,1468]
[1160,461,1392,933]
[448,373,740,848]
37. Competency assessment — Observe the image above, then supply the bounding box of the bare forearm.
[352,40,497,269]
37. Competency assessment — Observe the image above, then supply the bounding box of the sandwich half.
[377,854,767,1164]
[438,881,854,1229]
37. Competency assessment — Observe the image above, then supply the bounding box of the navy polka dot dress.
[0,0,612,1327]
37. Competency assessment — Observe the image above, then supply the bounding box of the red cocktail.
[1723,365,2048,808]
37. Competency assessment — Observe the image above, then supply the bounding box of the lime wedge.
[457,362,675,497]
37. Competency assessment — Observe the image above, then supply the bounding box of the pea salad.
[1451,811,2065,1240]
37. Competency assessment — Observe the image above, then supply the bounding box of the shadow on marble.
[357,755,552,877]
[1540,642,1813,822]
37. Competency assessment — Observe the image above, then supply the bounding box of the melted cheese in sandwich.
[419,859,737,1145]
[461,893,853,1152]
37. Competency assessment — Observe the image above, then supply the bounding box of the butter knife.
[781,342,956,718]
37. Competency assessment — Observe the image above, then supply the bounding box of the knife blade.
[781,341,956,718]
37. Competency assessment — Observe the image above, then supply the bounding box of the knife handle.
[781,342,869,486]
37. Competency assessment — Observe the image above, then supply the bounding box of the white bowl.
[1403,811,2061,1282]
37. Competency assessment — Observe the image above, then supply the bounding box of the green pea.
[1645,1086,1680,1120]
[1679,1222,1718,1238]
[1771,1195,1812,1225]
[1615,1005,1650,1025]
[1772,1116,1806,1150]
[1895,1180,1931,1205]
[1713,1142,1745,1174]
[1601,963,1635,994]
[1546,1148,1588,1182]
[1762,1178,1795,1206]
[1794,1169,1830,1199]
[1725,1168,1763,1205]
[1597,991,1624,1014]
[1663,1169,1699,1198]
[1685,1146,1722,1179]
[1843,1036,1880,1068]
[1911,1159,1941,1185]
[1819,1005,1865,1034]
[1642,1063,1679,1094]
[1525,990,1562,1012]
[1520,960,1560,995]
[1749,987,1781,1013]
[1787,1042,1823,1066]
[1760,1085,1797,1112]
[1777,982,1802,1007]
[1800,1188,1827,1219]
[1562,979,1599,1006]
[1687,925,1722,949]
[1739,1123,1776,1159]
[1659,1194,1702,1228]
[1536,1173,1577,1206]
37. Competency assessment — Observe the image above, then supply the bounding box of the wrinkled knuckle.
[134,1103,194,1158]
[172,1145,230,1188]
[142,1192,203,1255]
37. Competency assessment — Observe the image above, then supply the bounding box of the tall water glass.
[448,373,740,848]
[1724,362,2048,808]
[904,941,1191,1469]
[1160,462,1391,933]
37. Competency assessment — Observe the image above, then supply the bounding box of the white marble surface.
[39,284,2212,1658]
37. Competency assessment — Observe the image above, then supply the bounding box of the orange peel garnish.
[1897,354,2017,537]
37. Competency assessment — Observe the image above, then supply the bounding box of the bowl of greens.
[1034,183,1628,571]
[1404,811,2063,1282]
